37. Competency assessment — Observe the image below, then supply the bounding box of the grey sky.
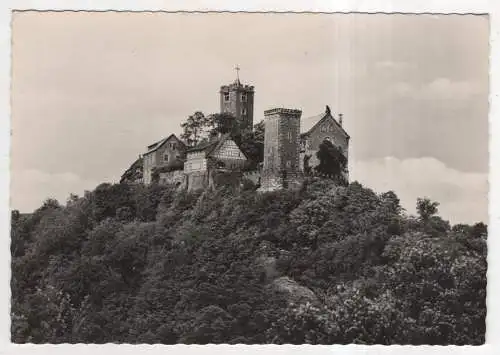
[10,12,489,224]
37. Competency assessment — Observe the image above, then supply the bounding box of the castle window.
[164,154,169,162]
[242,107,247,115]
[224,93,230,101]
[241,93,247,102]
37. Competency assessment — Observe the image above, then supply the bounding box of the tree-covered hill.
[10,179,487,344]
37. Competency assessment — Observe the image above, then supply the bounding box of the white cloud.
[424,78,483,101]
[350,157,488,225]
[9,159,488,226]
[389,78,483,102]
[10,170,100,213]
[374,60,412,72]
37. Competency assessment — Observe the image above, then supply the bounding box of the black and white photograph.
[8,10,489,345]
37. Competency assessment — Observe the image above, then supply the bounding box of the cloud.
[388,78,483,102]
[350,157,488,225]
[10,158,488,226]
[10,169,101,213]
[374,60,413,71]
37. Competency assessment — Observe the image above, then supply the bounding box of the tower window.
[241,93,247,102]
[242,107,247,115]
[286,161,291,168]
[224,93,230,101]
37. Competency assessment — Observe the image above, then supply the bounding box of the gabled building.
[300,106,350,181]
[184,133,248,191]
[142,134,186,184]
[260,105,350,191]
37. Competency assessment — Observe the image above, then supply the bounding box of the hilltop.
[10,179,487,344]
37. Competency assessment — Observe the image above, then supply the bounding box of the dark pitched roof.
[301,108,350,139]
[186,134,249,159]
[186,139,219,154]
[145,134,186,154]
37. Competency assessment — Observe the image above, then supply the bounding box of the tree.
[11,209,20,222]
[66,193,80,207]
[180,111,207,147]
[10,178,487,345]
[315,139,348,184]
[253,120,265,142]
[37,198,61,212]
[180,112,240,147]
[416,197,439,221]
[207,112,238,136]
[233,122,265,166]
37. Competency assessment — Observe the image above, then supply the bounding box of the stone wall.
[278,110,301,179]
[158,170,185,186]
[209,170,243,190]
[243,170,261,185]
[143,135,186,185]
[186,171,209,191]
[153,136,186,170]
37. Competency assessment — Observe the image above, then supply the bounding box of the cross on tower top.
[234,65,240,82]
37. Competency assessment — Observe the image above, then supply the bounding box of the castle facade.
[121,76,350,191]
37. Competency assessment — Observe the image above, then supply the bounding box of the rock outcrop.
[271,276,319,306]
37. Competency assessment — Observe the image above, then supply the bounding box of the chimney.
[339,113,343,127]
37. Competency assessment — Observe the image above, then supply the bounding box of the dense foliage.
[312,139,348,185]
[11,179,487,344]
[181,112,243,147]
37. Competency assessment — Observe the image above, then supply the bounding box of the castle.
[121,74,350,191]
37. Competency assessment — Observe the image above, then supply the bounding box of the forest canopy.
[10,179,487,344]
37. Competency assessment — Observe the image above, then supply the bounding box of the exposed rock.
[271,276,319,305]
[255,255,278,280]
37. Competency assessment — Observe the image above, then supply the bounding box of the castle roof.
[145,134,185,154]
[300,108,350,139]
[186,139,219,154]
[186,133,249,160]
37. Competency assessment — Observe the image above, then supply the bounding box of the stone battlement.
[264,108,302,117]
[220,84,255,92]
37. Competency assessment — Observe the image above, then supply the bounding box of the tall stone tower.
[260,108,302,191]
[219,69,255,132]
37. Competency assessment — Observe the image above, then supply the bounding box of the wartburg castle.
[120,72,350,191]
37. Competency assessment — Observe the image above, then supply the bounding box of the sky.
[10,11,489,224]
